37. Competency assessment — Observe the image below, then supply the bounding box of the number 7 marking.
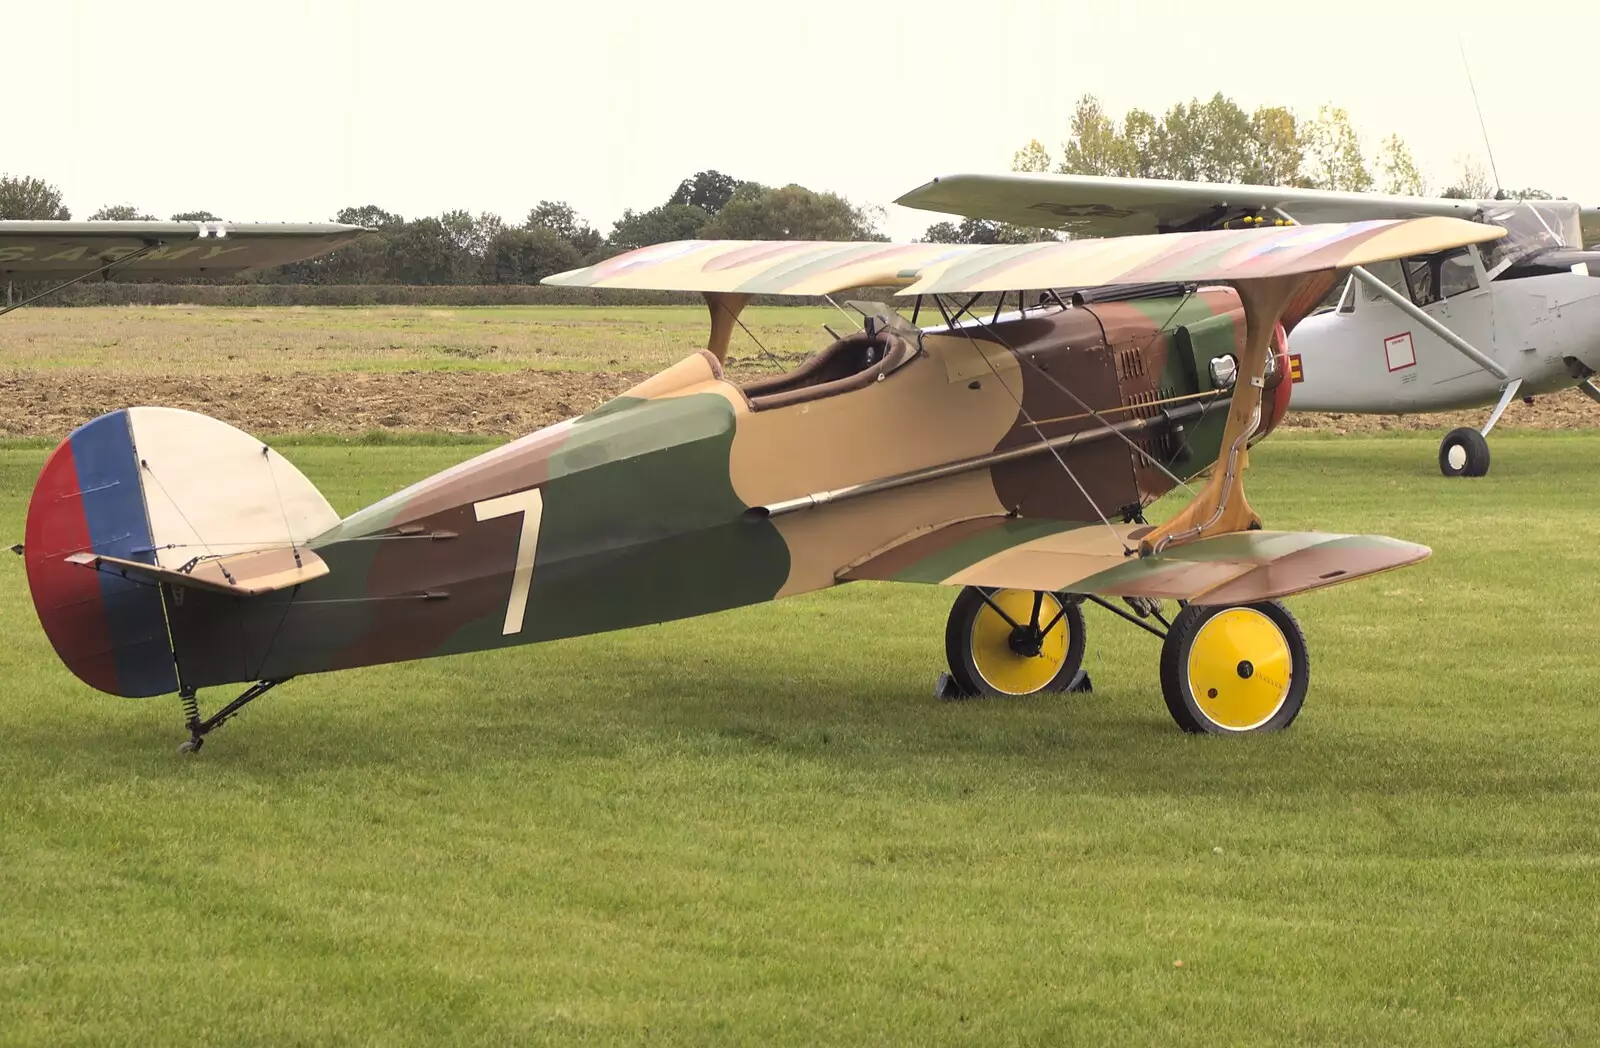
[473,488,545,635]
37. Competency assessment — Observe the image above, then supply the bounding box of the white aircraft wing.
[895,173,1488,236]
[0,221,366,279]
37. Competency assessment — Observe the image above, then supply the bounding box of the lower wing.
[842,516,1428,604]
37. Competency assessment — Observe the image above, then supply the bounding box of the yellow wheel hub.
[969,589,1068,695]
[1186,608,1293,731]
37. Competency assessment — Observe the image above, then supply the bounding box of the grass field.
[1,305,842,375]
[2,432,1597,1046]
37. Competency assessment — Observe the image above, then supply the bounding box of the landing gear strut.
[177,678,290,753]
[1439,377,1521,478]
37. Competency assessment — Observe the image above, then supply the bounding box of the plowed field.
[2,305,1593,438]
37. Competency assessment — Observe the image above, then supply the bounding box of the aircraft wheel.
[944,587,1085,698]
[1159,601,1308,734]
[1438,427,1490,478]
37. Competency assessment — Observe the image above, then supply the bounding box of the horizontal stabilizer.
[843,517,1429,604]
[0,221,365,278]
[66,547,328,597]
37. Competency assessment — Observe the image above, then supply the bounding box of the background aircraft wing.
[842,517,1428,604]
[542,219,1500,297]
[895,173,1489,236]
[0,221,366,279]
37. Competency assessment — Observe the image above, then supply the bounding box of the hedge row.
[30,283,906,309]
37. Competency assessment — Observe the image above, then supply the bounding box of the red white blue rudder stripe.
[24,410,177,697]
[24,407,342,699]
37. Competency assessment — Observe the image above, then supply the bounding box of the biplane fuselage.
[16,216,1502,742]
[34,288,1269,697]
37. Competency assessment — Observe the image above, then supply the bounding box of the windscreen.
[1478,200,1584,275]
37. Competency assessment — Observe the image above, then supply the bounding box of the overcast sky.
[7,0,1598,240]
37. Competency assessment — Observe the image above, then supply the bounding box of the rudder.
[25,410,178,696]
[24,408,340,698]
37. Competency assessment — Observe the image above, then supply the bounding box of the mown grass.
[0,433,1597,1046]
[1,305,840,376]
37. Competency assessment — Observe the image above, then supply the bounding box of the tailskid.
[177,678,290,753]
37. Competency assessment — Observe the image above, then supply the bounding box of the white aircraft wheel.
[944,587,1085,698]
[1158,601,1309,734]
[1438,427,1491,478]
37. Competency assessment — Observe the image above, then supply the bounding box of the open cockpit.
[738,329,917,410]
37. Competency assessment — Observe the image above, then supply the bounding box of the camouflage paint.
[30,216,1503,698]
[154,291,1239,693]
[541,220,1505,298]
[846,522,1429,607]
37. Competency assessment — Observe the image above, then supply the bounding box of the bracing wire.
[711,296,786,371]
[935,294,1134,555]
[823,294,865,332]
[262,445,304,566]
[952,289,1203,498]
[138,461,216,561]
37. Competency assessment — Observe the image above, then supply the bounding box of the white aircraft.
[897,173,1600,476]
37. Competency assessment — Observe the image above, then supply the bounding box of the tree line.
[927,93,1557,245]
[0,170,883,286]
[1,94,1564,284]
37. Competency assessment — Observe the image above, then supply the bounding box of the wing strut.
[1271,207,1509,381]
[1139,274,1302,554]
[0,241,161,319]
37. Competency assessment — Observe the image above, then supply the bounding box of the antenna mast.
[1457,35,1502,197]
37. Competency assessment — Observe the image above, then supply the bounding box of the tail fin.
[24,408,339,697]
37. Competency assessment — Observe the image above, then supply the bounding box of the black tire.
[1438,427,1491,478]
[944,587,1086,698]
[1158,600,1309,734]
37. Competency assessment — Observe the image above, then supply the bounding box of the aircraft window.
[1480,200,1583,274]
[1402,256,1440,307]
[1337,275,1356,314]
[1362,260,1406,301]
[1439,249,1479,298]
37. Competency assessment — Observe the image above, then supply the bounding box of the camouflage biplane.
[12,216,1501,749]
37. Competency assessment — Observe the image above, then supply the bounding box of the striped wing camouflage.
[542,218,1502,294]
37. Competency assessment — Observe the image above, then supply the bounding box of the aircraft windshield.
[1478,200,1583,275]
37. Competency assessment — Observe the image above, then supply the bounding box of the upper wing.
[0,221,366,278]
[894,172,1489,236]
[543,240,981,295]
[543,219,1500,298]
[843,516,1428,604]
[897,218,1499,295]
